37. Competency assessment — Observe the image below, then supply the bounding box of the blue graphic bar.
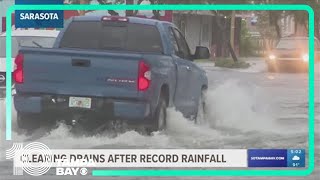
[248,149,305,168]
[287,149,305,167]
[15,0,64,28]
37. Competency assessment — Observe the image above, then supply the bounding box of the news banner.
[13,148,305,168]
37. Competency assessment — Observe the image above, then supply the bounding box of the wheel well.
[160,84,169,106]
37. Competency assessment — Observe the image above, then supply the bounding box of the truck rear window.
[59,21,163,53]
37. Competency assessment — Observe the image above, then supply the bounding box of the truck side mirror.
[193,46,210,60]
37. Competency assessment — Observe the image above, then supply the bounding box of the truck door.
[170,27,195,116]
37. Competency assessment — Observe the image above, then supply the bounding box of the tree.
[70,0,92,15]
[255,0,320,39]
[289,0,319,38]
[167,0,252,61]
[68,0,121,16]
[209,0,251,62]
[134,0,161,19]
[67,0,319,60]
[255,11,278,53]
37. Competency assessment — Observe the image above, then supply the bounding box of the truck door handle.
[186,66,191,71]
[72,59,91,67]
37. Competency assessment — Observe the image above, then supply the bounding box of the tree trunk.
[228,42,238,61]
[269,11,281,40]
[230,10,238,60]
[275,22,281,39]
[230,10,236,51]
[150,0,160,20]
[79,0,89,16]
[214,13,238,62]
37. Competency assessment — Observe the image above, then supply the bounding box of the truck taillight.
[138,61,151,91]
[13,53,24,84]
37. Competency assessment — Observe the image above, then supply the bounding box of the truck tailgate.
[16,48,142,98]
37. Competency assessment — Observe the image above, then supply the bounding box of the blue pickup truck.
[13,16,209,133]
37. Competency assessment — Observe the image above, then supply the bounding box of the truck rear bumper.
[14,94,152,123]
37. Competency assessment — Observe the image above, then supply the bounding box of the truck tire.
[195,88,207,125]
[152,95,167,131]
[17,113,40,132]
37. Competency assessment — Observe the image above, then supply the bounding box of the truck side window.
[169,28,180,55]
[172,28,191,60]
[59,21,163,54]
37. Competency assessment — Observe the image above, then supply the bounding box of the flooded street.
[0,60,319,179]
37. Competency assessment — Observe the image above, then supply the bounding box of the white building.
[279,14,295,37]
[173,11,242,57]
[173,11,213,54]
[0,0,14,32]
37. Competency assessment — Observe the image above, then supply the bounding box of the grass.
[214,58,250,69]
[193,59,212,62]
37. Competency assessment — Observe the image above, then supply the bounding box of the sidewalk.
[196,57,267,73]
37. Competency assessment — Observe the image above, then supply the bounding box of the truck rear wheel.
[17,113,41,132]
[151,95,167,132]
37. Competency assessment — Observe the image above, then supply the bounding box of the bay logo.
[56,167,88,176]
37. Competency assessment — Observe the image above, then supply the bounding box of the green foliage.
[253,0,319,38]
[68,0,124,4]
[255,11,277,40]
[215,58,250,69]
[194,59,211,62]
[239,20,260,57]
[68,0,91,4]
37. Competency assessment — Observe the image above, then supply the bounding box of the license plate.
[69,97,91,109]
